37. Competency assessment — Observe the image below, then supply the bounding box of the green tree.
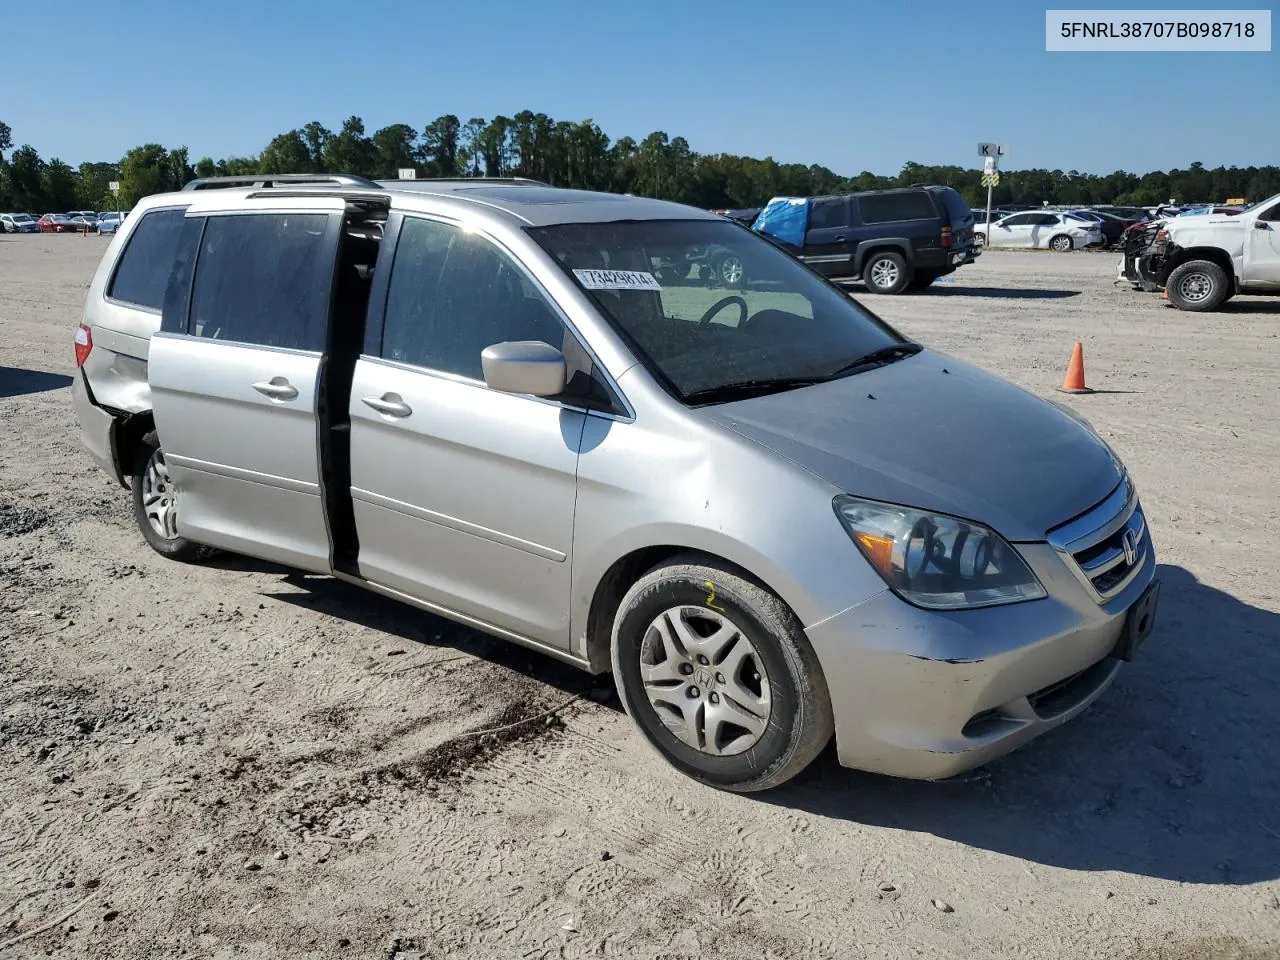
[42,159,78,210]
[371,123,419,179]
[421,115,461,177]
[259,130,313,174]
[8,145,46,211]
[77,162,120,210]
[302,121,331,170]
[458,117,488,176]
[322,116,377,176]
[194,156,216,178]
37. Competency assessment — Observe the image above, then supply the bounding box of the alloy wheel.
[869,258,899,289]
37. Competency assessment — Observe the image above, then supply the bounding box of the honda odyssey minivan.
[72,175,1158,791]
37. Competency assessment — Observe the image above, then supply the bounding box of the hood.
[699,351,1122,542]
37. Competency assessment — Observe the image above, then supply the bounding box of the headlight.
[833,496,1046,610]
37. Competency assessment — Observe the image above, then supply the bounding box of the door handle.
[252,377,298,401]
[834,235,847,242]
[362,393,412,418]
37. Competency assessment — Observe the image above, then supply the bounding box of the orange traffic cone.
[1058,342,1093,394]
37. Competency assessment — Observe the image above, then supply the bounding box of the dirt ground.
[2,234,1279,960]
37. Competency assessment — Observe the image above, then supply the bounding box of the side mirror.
[481,341,566,397]
[1255,220,1270,230]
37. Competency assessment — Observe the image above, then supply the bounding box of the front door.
[348,214,585,646]
[1244,201,1280,287]
[149,203,342,572]
[799,197,854,278]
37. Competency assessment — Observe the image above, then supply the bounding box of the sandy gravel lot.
[2,234,1279,960]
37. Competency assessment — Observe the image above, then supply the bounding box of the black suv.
[767,186,978,294]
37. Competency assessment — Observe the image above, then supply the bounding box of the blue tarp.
[751,197,809,247]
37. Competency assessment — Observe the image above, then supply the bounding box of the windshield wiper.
[682,377,828,405]
[826,343,923,378]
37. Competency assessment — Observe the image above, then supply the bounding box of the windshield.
[13,215,32,223]
[527,219,906,403]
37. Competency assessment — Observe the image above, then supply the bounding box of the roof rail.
[375,177,550,186]
[181,173,380,191]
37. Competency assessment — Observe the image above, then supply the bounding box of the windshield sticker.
[573,269,663,291]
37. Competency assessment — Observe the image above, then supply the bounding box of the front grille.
[1047,479,1148,603]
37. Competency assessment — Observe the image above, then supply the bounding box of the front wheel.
[131,432,214,561]
[714,254,745,286]
[1165,259,1230,312]
[611,555,834,792]
[1048,234,1074,252]
[862,251,910,294]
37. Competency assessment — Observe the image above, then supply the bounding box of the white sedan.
[975,211,1103,251]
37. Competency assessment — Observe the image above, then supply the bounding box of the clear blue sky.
[5,0,1277,175]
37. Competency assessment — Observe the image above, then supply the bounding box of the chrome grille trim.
[1047,478,1148,603]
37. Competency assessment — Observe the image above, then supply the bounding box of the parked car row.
[1,210,128,234]
[973,210,1104,251]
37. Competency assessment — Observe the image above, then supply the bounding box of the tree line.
[2,114,1277,215]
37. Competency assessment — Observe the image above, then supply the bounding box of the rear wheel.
[1048,234,1073,252]
[611,555,833,792]
[862,251,910,294]
[1165,259,1230,312]
[131,431,214,561]
[714,254,745,286]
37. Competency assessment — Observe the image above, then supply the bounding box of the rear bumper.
[71,371,123,485]
[806,538,1156,780]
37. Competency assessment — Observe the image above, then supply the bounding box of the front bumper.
[806,529,1156,780]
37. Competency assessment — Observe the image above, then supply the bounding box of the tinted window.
[808,198,848,231]
[1260,203,1280,222]
[933,188,973,226]
[381,217,566,380]
[1034,214,1063,226]
[1000,214,1036,226]
[857,191,937,224]
[159,217,206,334]
[108,207,190,310]
[189,213,331,351]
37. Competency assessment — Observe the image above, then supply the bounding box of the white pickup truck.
[1139,192,1280,311]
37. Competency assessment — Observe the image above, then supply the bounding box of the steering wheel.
[697,295,748,327]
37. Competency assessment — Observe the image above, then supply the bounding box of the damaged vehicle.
[1138,192,1280,310]
[73,175,1157,791]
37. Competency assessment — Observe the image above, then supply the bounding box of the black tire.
[909,271,940,290]
[130,431,214,561]
[862,250,910,294]
[611,553,834,792]
[713,254,746,287]
[1165,259,1230,312]
[1048,234,1073,252]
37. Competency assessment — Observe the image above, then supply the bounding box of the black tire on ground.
[1165,259,1231,312]
[1048,234,1073,252]
[862,250,911,294]
[611,553,834,792]
[131,431,214,561]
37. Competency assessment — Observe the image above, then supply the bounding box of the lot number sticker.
[573,269,662,291]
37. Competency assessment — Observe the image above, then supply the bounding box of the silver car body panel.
[75,180,1158,780]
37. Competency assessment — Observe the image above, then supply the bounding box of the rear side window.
[1034,214,1063,226]
[808,198,848,231]
[857,191,938,224]
[380,216,566,381]
[159,216,206,334]
[933,188,973,226]
[189,213,332,351]
[108,207,190,310]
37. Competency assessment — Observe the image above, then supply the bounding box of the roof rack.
[375,177,550,186]
[182,174,379,191]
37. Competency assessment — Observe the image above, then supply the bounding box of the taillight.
[74,323,92,367]
[940,225,953,247]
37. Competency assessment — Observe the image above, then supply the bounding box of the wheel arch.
[1164,246,1236,283]
[582,543,805,675]
[853,240,913,275]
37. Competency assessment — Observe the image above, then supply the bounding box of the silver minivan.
[72,176,1158,791]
